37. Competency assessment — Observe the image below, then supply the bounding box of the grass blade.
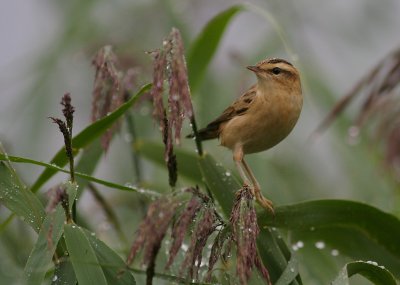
[0,153,159,197]
[186,3,297,92]
[0,148,45,232]
[187,5,244,91]
[197,153,240,217]
[31,83,151,193]
[127,267,215,285]
[24,207,65,285]
[52,259,76,285]
[74,139,104,195]
[84,229,136,285]
[64,224,107,285]
[332,261,397,285]
[275,252,299,285]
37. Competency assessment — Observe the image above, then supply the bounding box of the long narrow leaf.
[52,259,76,285]
[0,153,159,197]
[24,207,65,285]
[0,148,45,232]
[332,261,397,285]
[64,224,108,285]
[74,139,104,195]
[187,3,297,92]
[197,153,240,217]
[84,229,136,285]
[187,5,244,91]
[275,252,299,285]
[127,267,215,285]
[257,229,301,284]
[31,83,151,192]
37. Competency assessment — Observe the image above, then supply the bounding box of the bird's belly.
[220,100,301,154]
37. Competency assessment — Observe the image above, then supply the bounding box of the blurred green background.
[1,0,400,284]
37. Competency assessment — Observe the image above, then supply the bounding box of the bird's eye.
[272,67,281,75]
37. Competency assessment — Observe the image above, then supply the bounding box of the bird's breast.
[220,91,302,154]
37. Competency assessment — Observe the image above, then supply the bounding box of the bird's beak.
[247,65,262,73]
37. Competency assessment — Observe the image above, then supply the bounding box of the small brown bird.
[192,58,303,211]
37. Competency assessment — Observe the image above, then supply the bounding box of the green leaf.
[84,229,136,285]
[257,229,301,284]
[52,259,76,285]
[65,181,78,210]
[64,224,108,285]
[275,253,299,285]
[197,153,240,217]
[187,5,244,91]
[24,207,65,285]
[0,148,45,232]
[31,83,151,193]
[260,200,400,278]
[0,213,14,233]
[332,261,397,285]
[127,267,215,284]
[186,3,297,92]
[135,140,203,183]
[74,139,104,196]
[0,153,159,197]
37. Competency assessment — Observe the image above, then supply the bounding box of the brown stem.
[146,243,161,285]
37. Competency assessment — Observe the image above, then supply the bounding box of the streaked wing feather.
[197,85,257,140]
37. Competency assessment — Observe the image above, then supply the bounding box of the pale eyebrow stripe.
[267,58,293,66]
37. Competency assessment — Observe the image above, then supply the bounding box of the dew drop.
[181,243,189,252]
[331,249,339,256]
[315,241,325,249]
[366,260,378,266]
[296,241,304,249]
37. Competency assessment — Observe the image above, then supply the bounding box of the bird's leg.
[233,146,252,190]
[241,158,274,213]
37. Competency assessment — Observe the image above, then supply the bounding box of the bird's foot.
[254,189,274,214]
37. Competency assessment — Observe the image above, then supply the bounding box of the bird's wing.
[196,84,257,140]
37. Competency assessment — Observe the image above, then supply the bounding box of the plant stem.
[190,117,203,156]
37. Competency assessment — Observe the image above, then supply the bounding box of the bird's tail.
[186,125,219,141]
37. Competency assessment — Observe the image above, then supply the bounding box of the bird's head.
[247,58,301,94]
